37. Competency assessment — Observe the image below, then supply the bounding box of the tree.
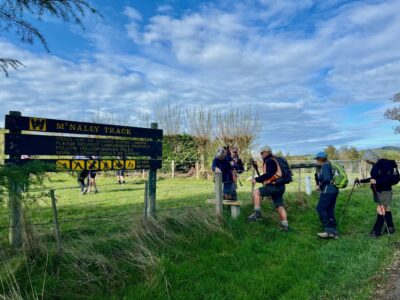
[155,101,182,135]
[324,145,338,160]
[0,0,98,77]
[385,93,400,133]
[186,107,213,171]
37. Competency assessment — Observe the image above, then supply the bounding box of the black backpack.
[273,156,293,184]
[377,159,400,186]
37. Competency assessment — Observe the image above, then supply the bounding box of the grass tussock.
[1,208,227,299]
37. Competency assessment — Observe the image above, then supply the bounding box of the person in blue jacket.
[315,151,339,239]
[212,147,237,200]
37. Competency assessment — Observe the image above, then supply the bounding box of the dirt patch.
[374,250,400,300]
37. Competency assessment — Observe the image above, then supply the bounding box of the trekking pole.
[338,182,357,226]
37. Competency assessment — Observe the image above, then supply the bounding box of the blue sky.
[1,0,400,154]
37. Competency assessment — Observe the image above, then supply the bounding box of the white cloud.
[1,0,400,154]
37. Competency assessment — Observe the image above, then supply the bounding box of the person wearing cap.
[212,147,238,200]
[314,151,339,239]
[248,146,289,231]
[355,150,395,237]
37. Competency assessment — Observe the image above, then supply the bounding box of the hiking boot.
[382,227,395,235]
[281,225,290,232]
[82,187,88,195]
[369,230,381,238]
[317,232,335,239]
[247,211,262,222]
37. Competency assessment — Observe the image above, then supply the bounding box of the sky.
[1,0,400,154]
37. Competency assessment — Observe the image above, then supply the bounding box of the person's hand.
[230,161,235,166]
[370,178,377,185]
[251,179,256,185]
[214,168,221,174]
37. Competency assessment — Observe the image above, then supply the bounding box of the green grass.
[0,172,399,299]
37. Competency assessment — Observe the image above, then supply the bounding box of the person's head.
[361,150,380,165]
[215,147,226,160]
[260,145,272,159]
[314,151,328,165]
[232,145,239,158]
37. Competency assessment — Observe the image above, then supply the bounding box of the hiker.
[230,145,245,185]
[88,157,99,193]
[212,147,238,201]
[116,156,126,184]
[78,169,89,195]
[355,150,398,237]
[248,146,289,232]
[314,151,339,239]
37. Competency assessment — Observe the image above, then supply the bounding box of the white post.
[298,168,301,192]
[196,161,200,179]
[305,176,312,195]
[171,160,175,179]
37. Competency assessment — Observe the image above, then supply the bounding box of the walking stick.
[338,182,357,226]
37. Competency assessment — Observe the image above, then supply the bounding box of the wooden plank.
[206,199,242,206]
[5,115,163,139]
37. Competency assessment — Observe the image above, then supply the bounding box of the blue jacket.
[212,157,235,183]
[317,162,338,194]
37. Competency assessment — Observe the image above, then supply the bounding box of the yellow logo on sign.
[29,118,47,131]
[113,160,124,170]
[71,160,85,170]
[125,160,136,170]
[100,160,112,170]
[56,160,70,170]
[87,160,99,170]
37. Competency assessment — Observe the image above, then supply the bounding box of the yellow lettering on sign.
[113,160,124,170]
[29,118,47,131]
[71,160,85,170]
[56,123,65,130]
[87,160,99,170]
[56,160,70,170]
[125,160,136,170]
[100,160,112,170]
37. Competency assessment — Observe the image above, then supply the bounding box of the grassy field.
[0,172,399,299]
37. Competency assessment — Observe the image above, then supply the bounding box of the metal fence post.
[143,181,149,223]
[50,190,62,255]
[214,173,223,217]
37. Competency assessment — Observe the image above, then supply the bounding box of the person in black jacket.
[230,145,245,185]
[212,147,239,200]
[248,146,289,231]
[355,150,395,237]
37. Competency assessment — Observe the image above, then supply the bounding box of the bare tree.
[385,93,400,133]
[0,0,98,76]
[155,101,182,135]
[186,107,213,170]
[215,106,260,155]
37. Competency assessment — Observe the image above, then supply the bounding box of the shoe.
[118,181,121,184]
[317,232,336,239]
[82,187,88,195]
[382,227,395,235]
[369,230,381,238]
[281,225,290,232]
[247,212,262,222]
[94,189,98,194]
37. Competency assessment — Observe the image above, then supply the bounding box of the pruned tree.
[0,0,98,77]
[385,93,400,133]
[215,106,260,160]
[186,107,213,170]
[155,101,182,135]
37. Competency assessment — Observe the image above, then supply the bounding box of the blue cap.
[314,151,327,159]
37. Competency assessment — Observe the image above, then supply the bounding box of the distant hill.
[380,146,400,151]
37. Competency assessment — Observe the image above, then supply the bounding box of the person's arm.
[255,159,277,183]
[211,159,218,172]
[318,164,332,189]
[236,159,245,174]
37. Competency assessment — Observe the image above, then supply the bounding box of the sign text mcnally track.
[5,115,163,139]
[5,134,162,157]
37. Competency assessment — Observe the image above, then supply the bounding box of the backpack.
[377,159,400,186]
[330,162,348,189]
[273,156,293,184]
